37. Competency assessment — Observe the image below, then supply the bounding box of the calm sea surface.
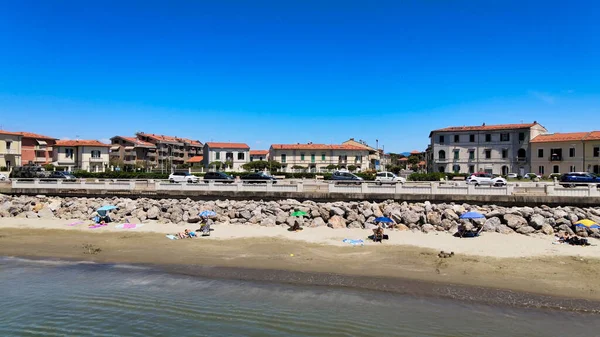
[1,257,599,337]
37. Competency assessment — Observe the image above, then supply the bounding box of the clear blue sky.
[1,1,598,152]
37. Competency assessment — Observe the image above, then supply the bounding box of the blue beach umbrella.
[199,210,217,218]
[97,205,117,212]
[375,217,394,223]
[459,211,485,220]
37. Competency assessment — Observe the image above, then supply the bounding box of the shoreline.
[1,224,600,313]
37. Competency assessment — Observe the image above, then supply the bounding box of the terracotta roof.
[432,122,539,133]
[270,144,368,151]
[0,130,22,136]
[112,136,155,147]
[206,142,250,149]
[16,132,56,140]
[410,150,421,155]
[586,131,600,141]
[187,155,204,163]
[55,140,111,147]
[418,161,426,165]
[177,137,202,146]
[531,132,590,143]
[399,157,408,161]
[250,150,269,155]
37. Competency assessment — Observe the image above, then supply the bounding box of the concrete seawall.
[3,186,600,207]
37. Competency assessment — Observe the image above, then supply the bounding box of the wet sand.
[1,227,599,312]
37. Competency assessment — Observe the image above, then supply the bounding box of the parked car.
[43,171,77,181]
[506,173,518,179]
[204,171,235,183]
[560,172,600,187]
[168,171,199,183]
[0,173,7,181]
[9,166,48,179]
[331,171,363,185]
[375,172,406,185]
[466,173,507,186]
[524,173,541,180]
[242,172,277,184]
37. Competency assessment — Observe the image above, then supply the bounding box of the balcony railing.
[89,157,104,162]
[0,149,19,155]
[516,157,527,162]
[34,157,48,162]
[549,155,563,162]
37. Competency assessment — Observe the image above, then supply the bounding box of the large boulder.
[135,209,147,221]
[528,214,546,229]
[348,221,363,229]
[443,209,459,221]
[240,210,252,220]
[516,226,535,235]
[396,224,410,231]
[496,224,515,234]
[329,206,345,216]
[421,224,435,233]
[327,215,346,229]
[541,223,554,235]
[310,217,326,227]
[147,206,160,220]
[427,211,442,226]
[483,217,501,232]
[37,206,55,219]
[402,210,421,225]
[553,209,569,219]
[504,214,527,229]
[260,217,276,227]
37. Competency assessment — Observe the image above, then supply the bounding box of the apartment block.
[18,132,57,165]
[269,143,370,173]
[133,133,203,171]
[110,136,157,169]
[249,150,269,162]
[530,131,600,176]
[53,140,111,172]
[0,130,22,169]
[342,138,381,170]
[203,142,250,171]
[429,122,548,175]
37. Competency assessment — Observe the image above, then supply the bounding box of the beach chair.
[458,225,484,238]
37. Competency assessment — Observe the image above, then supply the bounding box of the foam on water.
[1,257,599,337]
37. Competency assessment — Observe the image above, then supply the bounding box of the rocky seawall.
[1,194,599,238]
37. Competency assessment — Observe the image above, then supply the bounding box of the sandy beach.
[1,218,600,306]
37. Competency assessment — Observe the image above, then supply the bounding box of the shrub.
[72,171,169,179]
[408,172,447,181]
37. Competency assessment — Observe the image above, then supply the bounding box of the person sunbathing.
[372,226,384,242]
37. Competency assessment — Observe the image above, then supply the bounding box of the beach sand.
[1,218,600,305]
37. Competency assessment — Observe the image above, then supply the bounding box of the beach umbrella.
[291,211,307,217]
[97,205,117,212]
[574,219,600,229]
[199,210,217,218]
[459,211,485,219]
[375,216,394,223]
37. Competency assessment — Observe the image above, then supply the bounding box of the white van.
[375,172,406,185]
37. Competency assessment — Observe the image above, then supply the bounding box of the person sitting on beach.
[372,226,384,242]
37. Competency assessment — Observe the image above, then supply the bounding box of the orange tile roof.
[16,131,57,140]
[586,131,600,141]
[187,155,204,163]
[270,144,368,151]
[55,140,111,147]
[418,161,426,165]
[531,132,589,143]
[0,130,22,136]
[410,150,421,154]
[206,142,250,149]
[250,150,269,155]
[432,122,539,133]
[399,157,408,161]
[113,136,155,147]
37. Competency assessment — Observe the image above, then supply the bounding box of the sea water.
[0,257,599,337]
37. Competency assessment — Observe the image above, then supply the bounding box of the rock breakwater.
[1,194,599,238]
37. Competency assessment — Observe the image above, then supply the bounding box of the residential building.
[203,142,250,171]
[269,143,370,173]
[428,122,548,176]
[186,155,204,170]
[17,132,57,165]
[530,132,589,176]
[584,131,600,174]
[135,132,203,171]
[0,130,22,170]
[342,138,380,169]
[53,140,111,172]
[249,150,269,162]
[109,136,157,170]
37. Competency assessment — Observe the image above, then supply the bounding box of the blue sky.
[0,1,598,152]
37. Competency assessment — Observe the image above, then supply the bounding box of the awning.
[124,146,135,150]
[110,146,120,151]
[36,139,47,145]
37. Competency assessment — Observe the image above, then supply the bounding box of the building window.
[300,153,305,161]
[553,165,560,174]
[453,150,459,160]
[438,166,445,173]
[594,147,599,157]
[469,165,475,174]
[485,149,491,159]
[519,132,525,142]
[501,165,509,176]
[237,153,245,160]
[469,150,475,160]
[500,133,510,141]
[355,155,362,163]
[502,149,508,159]
[321,153,326,161]
[518,148,527,159]
[6,141,11,150]
[570,165,576,172]
[539,166,545,175]
[215,152,220,160]
[311,154,315,163]
[250,156,254,162]
[438,150,446,160]
[281,154,286,163]
[538,149,544,158]
[439,135,445,144]
[594,165,600,174]
[65,148,74,158]
[469,134,475,142]
[485,134,491,142]
[569,148,575,157]
[453,135,459,143]
[91,150,101,158]
[550,149,562,161]
[452,164,460,173]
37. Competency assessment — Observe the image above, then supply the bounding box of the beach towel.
[165,234,178,240]
[343,239,364,246]
[66,221,84,226]
[88,223,107,229]
[115,223,145,230]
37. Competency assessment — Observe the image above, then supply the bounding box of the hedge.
[72,171,169,179]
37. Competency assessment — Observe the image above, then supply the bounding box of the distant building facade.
[269,143,370,173]
[110,136,157,170]
[249,150,269,162]
[18,132,57,165]
[203,142,250,171]
[429,122,548,176]
[0,130,22,170]
[342,138,380,170]
[53,140,111,172]
[531,131,600,176]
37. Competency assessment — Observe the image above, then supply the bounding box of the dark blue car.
[560,172,600,187]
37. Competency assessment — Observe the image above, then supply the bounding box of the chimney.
[482,123,486,126]
[350,138,354,141]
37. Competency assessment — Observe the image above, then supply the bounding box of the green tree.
[42,164,55,171]
[209,161,223,170]
[242,160,282,172]
[347,165,357,172]
[325,164,338,170]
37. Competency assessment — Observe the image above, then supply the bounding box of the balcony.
[437,158,447,162]
[516,157,527,162]
[89,157,104,162]
[34,157,48,162]
[549,155,563,162]
[123,159,136,165]
[0,149,20,155]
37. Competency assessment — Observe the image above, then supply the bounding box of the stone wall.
[1,194,599,238]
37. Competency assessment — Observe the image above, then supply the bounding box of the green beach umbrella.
[291,211,307,217]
